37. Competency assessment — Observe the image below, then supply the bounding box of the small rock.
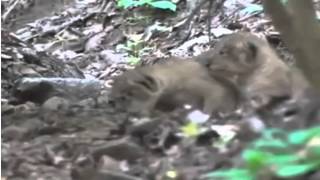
[128,118,162,136]
[98,155,121,171]
[96,94,109,107]
[2,125,28,141]
[42,96,70,111]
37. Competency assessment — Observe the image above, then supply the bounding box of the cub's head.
[207,33,264,78]
[110,69,159,115]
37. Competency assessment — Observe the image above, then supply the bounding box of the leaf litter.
[2,0,320,179]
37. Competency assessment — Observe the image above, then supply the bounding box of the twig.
[177,0,209,46]
[178,0,226,46]
[2,0,21,23]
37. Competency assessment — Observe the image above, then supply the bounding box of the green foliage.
[240,4,263,15]
[203,127,320,180]
[148,1,176,11]
[181,122,200,137]
[116,34,152,65]
[288,127,320,145]
[117,0,176,11]
[276,163,318,177]
[204,169,253,180]
[127,56,141,65]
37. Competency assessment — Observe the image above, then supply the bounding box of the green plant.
[202,127,320,180]
[116,34,152,65]
[117,0,176,11]
[181,122,201,138]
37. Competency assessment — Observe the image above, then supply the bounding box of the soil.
[1,0,319,180]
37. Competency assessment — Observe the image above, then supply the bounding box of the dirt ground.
[2,0,320,180]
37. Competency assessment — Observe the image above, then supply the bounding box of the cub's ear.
[135,74,158,92]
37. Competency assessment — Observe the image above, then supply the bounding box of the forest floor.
[1,0,320,179]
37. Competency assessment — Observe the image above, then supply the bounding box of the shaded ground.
[2,0,319,180]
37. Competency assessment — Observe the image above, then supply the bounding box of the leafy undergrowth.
[117,0,177,11]
[204,127,320,180]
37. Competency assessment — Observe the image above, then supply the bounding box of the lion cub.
[197,32,310,108]
[110,58,239,116]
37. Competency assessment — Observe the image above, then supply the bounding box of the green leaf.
[149,1,177,11]
[261,128,285,139]
[288,127,320,145]
[127,56,140,65]
[266,154,300,165]
[240,4,263,15]
[276,163,318,177]
[242,150,270,170]
[181,122,200,137]
[204,169,253,180]
[134,0,151,6]
[253,139,288,149]
[117,0,135,8]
